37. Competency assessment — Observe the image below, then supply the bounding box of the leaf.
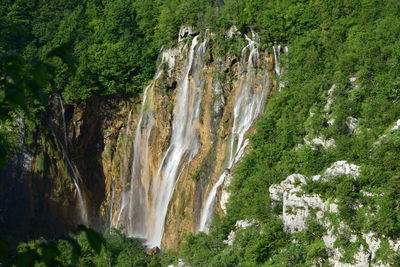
[31,60,49,88]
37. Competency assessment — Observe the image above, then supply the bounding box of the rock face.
[226,25,241,38]
[269,161,360,233]
[0,95,134,238]
[269,161,398,266]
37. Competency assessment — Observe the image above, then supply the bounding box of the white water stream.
[273,45,282,76]
[115,53,164,236]
[198,32,268,233]
[58,96,88,224]
[273,45,288,90]
[146,35,203,247]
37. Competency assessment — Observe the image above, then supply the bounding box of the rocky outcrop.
[179,26,198,42]
[374,118,400,145]
[224,220,257,246]
[269,161,398,266]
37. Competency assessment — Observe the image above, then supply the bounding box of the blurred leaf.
[31,60,49,88]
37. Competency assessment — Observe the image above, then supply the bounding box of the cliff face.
[161,36,275,249]
[0,28,281,249]
[0,95,135,238]
[107,29,279,249]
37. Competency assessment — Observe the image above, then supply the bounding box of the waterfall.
[114,29,268,244]
[115,35,206,247]
[58,96,88,224]
[125,78,155,237]
[273,45,288,90]
[115,55,164,236]
[146,35,203,247]
[273,45,282,76]
[115,110,132,228]
[198,32,269,233]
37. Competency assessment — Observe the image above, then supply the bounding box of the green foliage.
[0,227,156,266]
[0,42,73,165]
[0,225,103,266]
[265,242,307,267]
[179,217,289,266]
[375,239,398,265]
[306,240,329,266]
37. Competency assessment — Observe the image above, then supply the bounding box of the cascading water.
[146,35,205,247]
[116,53,164,236]
[58,96,88,224]
[198,31,269,233]
[125,78,156,237]
[114,29,272,244]
[273,45,282,76]
[273,45,288,90]
[116,35,207,247]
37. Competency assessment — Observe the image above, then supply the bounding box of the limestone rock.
[179,26,197,42]
[226,25,241,38]
[269,161,399,266]
[346,117,359,134]
[224,220,257,246]
[322,160,360,180]
[304,135,336,149]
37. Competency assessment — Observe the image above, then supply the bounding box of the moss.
[104,145,113,160]
[34,152,46,173]
[285,206,297,215]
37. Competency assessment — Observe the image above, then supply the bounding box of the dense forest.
[1,0,400,266]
